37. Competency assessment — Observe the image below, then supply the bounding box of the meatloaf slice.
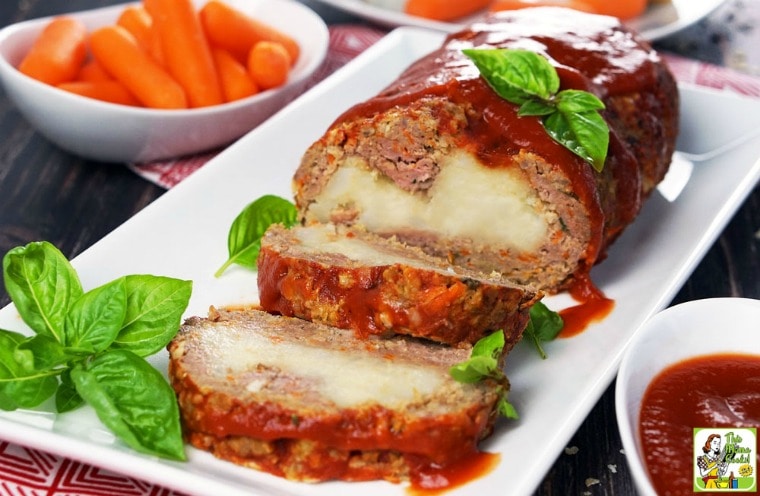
[293,7,679,293]
[257,223,540,348]
[168,307,503,483]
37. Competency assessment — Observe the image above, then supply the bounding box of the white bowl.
[615,297,760,495]
[0,0,328,163]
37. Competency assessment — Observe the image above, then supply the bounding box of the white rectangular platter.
[2,27,760,496]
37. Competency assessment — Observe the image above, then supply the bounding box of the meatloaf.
[293,7,679,292]
[168,307,503,483]
[257,223,540,348]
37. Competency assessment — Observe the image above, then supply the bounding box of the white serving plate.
[310,0,728,40]
[1,26,760,496]
[615,298,760,496]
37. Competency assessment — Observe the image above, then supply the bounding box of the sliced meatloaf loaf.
[168,307,503,483]
[257,223,540,348]
[293,7,679,293]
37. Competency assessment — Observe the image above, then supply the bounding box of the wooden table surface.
[0,1,758,495]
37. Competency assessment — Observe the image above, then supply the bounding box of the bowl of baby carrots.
[0,0,328,163]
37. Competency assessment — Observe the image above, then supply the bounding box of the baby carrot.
[75,59,112,83]
[212,48,259,102]
[89,25,188,109]
[200,0,300,65]
[404,0,491,21]
[57,80,142,107]
[18,16,87,85]
[144,0,223,108]
[116,5,164,64]
[488,0,597,13]
[247,41,290,91]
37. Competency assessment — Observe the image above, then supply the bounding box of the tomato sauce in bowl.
[638,353,760,495]
[615,298,760,496]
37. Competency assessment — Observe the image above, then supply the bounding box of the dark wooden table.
[1,1,758,494]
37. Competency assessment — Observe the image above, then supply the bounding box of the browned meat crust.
[293,7,679,293]
[257,223,540,348]
[168,308,502,483]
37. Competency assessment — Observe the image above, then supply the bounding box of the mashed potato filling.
[292,223,446,270]
[204,325,446,409]
[308,151,547,252]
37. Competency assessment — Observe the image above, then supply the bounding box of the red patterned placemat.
[5,21,760,496]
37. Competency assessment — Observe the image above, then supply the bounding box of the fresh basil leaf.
[17,335,76,370]
[555,89,605,113]
[471,329,505,359]
[215,195,298,277]
[463,48,610,170]
[56,370,83,413]
[0,330,59,409]
[498,397,519,420]
[0,330,27,410]
[71,350,186,460]
[112,275,192,357]
[544,109,609,172]
[523,301,564,359]
[518,99,556,117]
[3,241,83,342]
[450,355,498,383]
[64,278,127,353]
[463,48,559,103]
[450,331,516,418]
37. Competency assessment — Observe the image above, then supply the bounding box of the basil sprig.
[0,241,191,460]
[463,48,610,172]
[215,194,298,277]
[523,301,564,359]
[450,330,518,419]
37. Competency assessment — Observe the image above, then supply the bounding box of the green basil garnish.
[450,330,518,419]
[463,48,610,172]
[523,301,565,359]
[0,241,191,460]
[215,194,298,277]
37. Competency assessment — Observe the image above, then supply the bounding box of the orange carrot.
[89,25,188,109]
[247,41,290,91]
[116,5,164,64]
[18,16,87,85]
[57,80,142,106]
[488,0,597,13]
[580,0,646,19]
[403,0,491,21]
[144,0,223,108]
[75,59,112,83]
[212,48,259,102]
[200,0,299,65]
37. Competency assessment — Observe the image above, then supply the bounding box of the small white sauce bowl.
[615,297,760,495]
[0,0,328,163]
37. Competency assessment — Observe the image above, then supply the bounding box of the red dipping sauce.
[638,353,760,495]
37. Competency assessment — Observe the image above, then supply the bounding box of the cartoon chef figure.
[697,433,728,488]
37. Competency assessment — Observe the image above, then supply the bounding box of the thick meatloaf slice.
[257,223,540,348]
[293,7,679,293]
[168,307,503,483]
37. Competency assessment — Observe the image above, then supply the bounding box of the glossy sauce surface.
[638,354,760,495]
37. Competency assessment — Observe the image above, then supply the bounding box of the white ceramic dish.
[0,26,759,496]
[311,0,727,40]
[0,0,328,163]
[615,298,760,495]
